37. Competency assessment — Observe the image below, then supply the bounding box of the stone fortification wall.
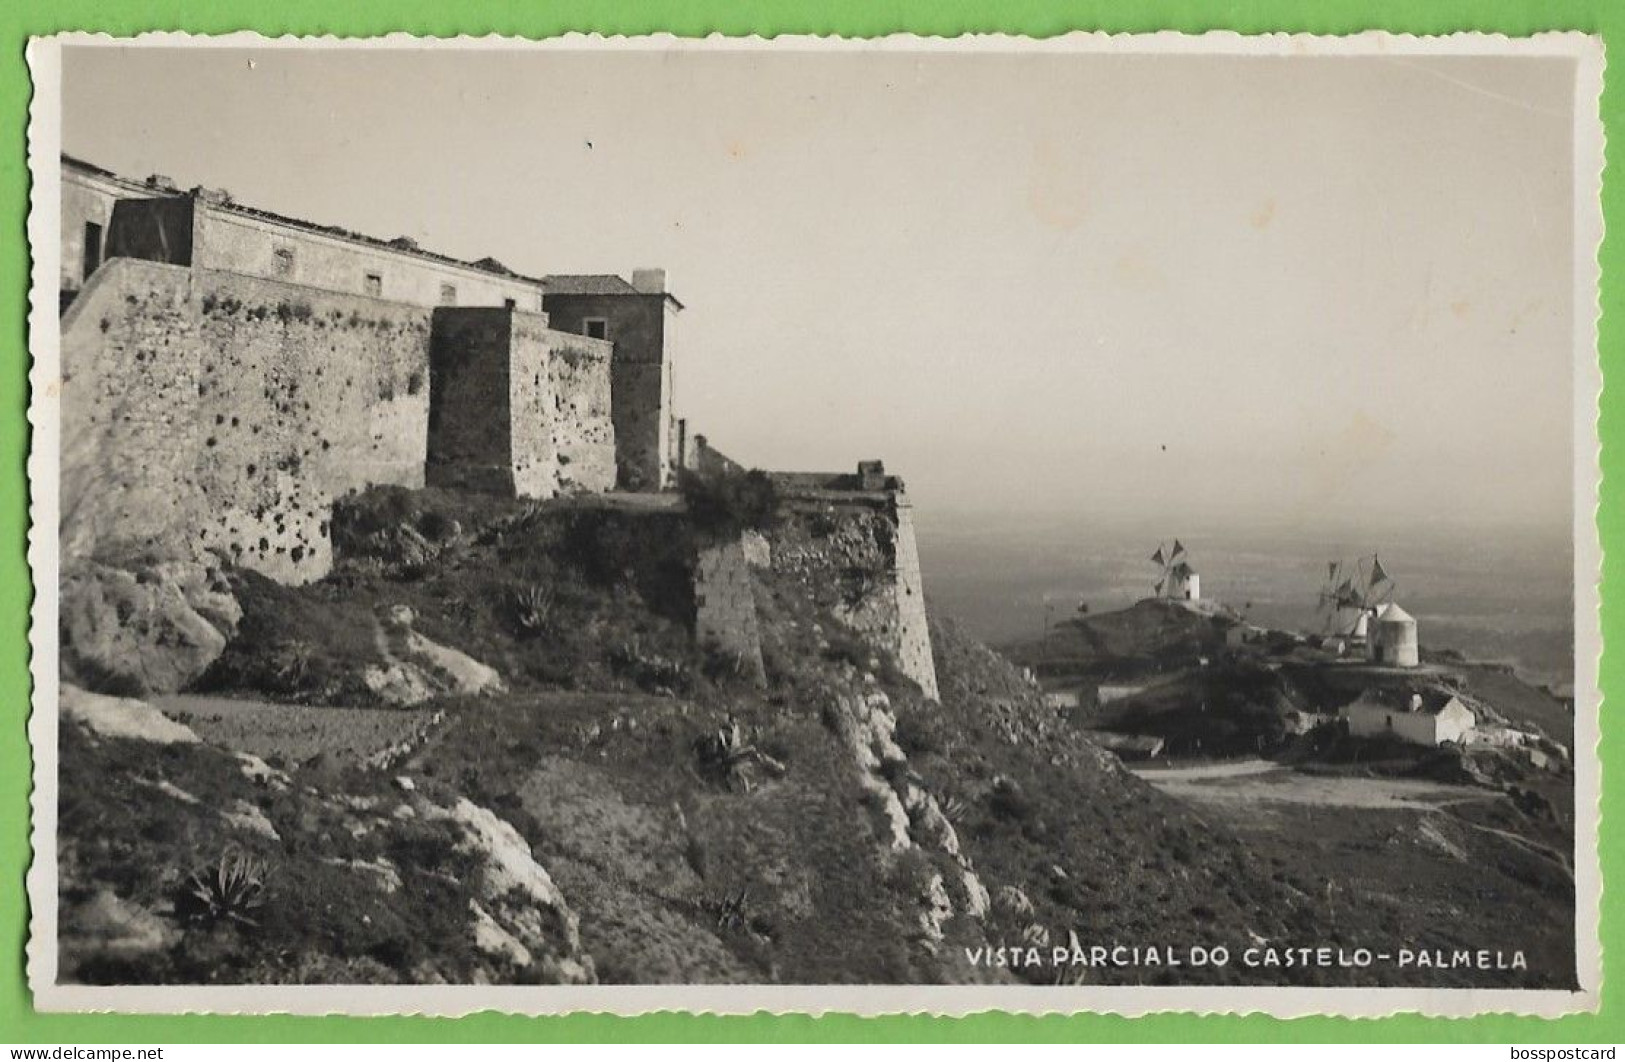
[427,309,519,495]
[60,259,432,583]
[428,308,616,500]
[540,291,673,492]
[888,495,937,699]
[693,536,767,687]
[546,334,617,495]
[765,485,940,700]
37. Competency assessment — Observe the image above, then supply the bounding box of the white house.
[1341,688,1475,746]
[1368,602,1420,668]
[1167,569,1200,602]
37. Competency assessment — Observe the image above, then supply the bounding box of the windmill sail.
[1151,546,1166,566]
[1370,555,1390,587]
[1171,539,1186,559]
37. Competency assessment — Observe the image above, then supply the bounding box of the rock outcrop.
[61,550,241,696]
[60,684,200,745]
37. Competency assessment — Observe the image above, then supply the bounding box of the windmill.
[1315,554,1395,637]
[1150,539,1197,600]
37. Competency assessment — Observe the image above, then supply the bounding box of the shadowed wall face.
[428,309,518,496]
[427,307,618,500]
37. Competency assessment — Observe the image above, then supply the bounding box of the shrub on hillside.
[678,467,779,539]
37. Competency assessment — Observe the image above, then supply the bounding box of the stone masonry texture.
[61,260,614,584]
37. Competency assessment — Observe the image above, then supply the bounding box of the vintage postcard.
[24,31,1604,1017]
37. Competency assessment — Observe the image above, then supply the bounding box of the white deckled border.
[23,29,1607,1019]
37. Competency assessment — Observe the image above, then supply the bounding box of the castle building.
[63,155,548,313]
[542,272,683,492]
[56,154,681,582]
[60,155,170,309]
[1367,602,1420,668]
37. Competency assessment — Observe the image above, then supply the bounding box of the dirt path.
[1132,757,1483,810]
[154,693,437,765]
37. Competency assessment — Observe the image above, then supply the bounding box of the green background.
[3,0,1618,1044]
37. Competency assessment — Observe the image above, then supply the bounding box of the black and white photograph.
[25,32,1603,1016]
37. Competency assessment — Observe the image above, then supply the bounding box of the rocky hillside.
[57,485,1534,988]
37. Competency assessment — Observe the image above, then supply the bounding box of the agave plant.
[512,583,556,633]
[939,794,971,825]
[711,886,750,930]
[1020,922,1052,948]
[182,848,268,928]
[268,639,313,686]
[693,715,785,792]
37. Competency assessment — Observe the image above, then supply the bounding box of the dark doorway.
[82,221,103,280]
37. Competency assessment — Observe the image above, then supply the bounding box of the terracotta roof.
[543,274,685,309]
[542,274,645,296]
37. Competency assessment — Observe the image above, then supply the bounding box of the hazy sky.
[61,44,1580,530]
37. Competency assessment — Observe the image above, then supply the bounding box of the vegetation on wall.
[679,467,779,540]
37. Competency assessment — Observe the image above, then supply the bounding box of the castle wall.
[61,259,433,583]
[541,292,674,492]
[694,536,767,687]
[889,495,939,700]
[766,489,940,701]
[428,308,617,500]
[427,309,518,495]
[546,333,618,494]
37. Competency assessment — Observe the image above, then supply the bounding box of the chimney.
[145,174,177,192]
[1409,693,1424,712]
[631,268,667,295]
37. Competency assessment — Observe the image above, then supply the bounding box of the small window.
[584,318,609,341]
[503,297,517,310]
[82,222,103,280]
[273,246,296,277]
[439,283,457,306]
[363,272,383,297]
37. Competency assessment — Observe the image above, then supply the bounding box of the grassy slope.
[57,721,558,984]
[56,488,1572,987]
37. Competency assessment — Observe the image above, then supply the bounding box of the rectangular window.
[584,318,609,341]
[364,272,383,297]
[82,221,103,280]
[503,297,517,310]
[439,283,457,306]
[273,246,295,277]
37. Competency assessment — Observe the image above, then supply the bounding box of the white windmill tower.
[1315,554,1396,645]
[1151,540,1200,602]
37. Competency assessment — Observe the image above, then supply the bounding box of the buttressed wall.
[765,479,940,701]
[61,258,433,583]
[427,308,615,499]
